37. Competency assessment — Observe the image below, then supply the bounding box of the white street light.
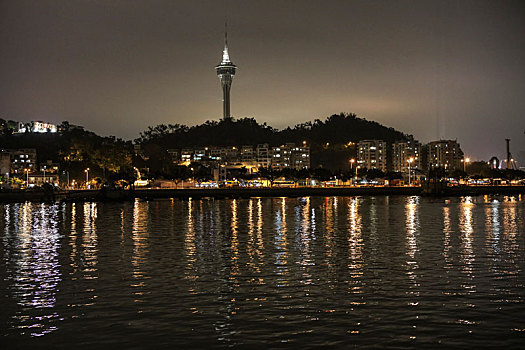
[407,157,414,186]
[463,157,470,172]
[85,168,90,188]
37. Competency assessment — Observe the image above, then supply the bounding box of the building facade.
[5,149,37,176]
[357,140,387,172]
[170,143,310,172]
[392,140,422,173]
[426,140,464,171]
[16,121,57,133]
[256,144,271,169]
[271,143,310,171]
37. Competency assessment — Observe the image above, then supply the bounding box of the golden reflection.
[274,198,288,286]
[184,198,197,284]
[247,198,264,278]
[230,199,240,278]
[4,204,10,231]
[459,197,476,295]
[297,197,313,286]
[247,199,255,270]
[405,196,420,298]
[11,203,62,336]
[120,208,125,240]
[324,197,336,270]
[131,199,150,303]
[369,199,377,236]
[443,206,453,269]
[502,200,518,238]
[256,198,265,258]
[82,203,98,281]
[347,197,364,304]
[502,200,519,263]
[348,197,363,271]
[484,200,500,263]
[69,203,79,278]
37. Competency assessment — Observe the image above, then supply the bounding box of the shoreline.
[0,185,524,203]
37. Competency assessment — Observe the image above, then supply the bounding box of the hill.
[136,113,411,169]
[1,113,411,174]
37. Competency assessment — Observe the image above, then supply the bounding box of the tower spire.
[222,20,230,64]
[216,21,237,120]
[225,20,228,47]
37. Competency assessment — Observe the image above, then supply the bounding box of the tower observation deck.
[216,28,237,120]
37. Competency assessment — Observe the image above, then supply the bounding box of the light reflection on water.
[1,196,525,348]
[4,203,62,337]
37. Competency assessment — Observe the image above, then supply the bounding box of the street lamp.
[349,159,355,185]
[25,168,30,188]
[407,157,414,186]
[463,157,470,172]
[85,168,90,188]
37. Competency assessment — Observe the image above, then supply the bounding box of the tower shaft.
[215,27,236,120]
[221,78,232,118]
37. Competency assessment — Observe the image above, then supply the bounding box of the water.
[1,196,524,348]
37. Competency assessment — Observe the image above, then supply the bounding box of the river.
[1,195,524,348]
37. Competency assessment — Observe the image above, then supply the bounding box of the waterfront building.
[357,140,387,172]
[271,144,292,170]
[224,147,239,163]
[166,149,179,163]
[169,142,309,171]
[209,148,224,161]
[193,149,206,161]
[7,148,37,175]
[426,140,464,171]
[215,28,237,120]
[27,174,59,186]
[272,143,310,171]
[392,140,422,173]
[181,149,193,164]
[39,160,59,174]
[240,145,254,163]
[16,121,57,133]
[291,143,310,170]
[256,144,271,169]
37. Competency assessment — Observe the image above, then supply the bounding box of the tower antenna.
[225,20,228,47]
[216,20,237,120]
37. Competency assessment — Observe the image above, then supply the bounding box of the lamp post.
[350,159,355,186]
[407,157,414,186]
[85,168,90,188]
[25,168,30,188]
[463,157,470,172]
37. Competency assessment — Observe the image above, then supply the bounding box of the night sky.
[1,0,524,162]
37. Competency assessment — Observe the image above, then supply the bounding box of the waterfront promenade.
[1,185,524,203]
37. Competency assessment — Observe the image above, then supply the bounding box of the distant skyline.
[1,0,524,162]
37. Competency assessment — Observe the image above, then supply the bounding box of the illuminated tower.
[216,27,237,120]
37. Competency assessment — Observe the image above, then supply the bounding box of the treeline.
[2,114,524,184]
[136,113,409,148]
[135,113,410,169]
[0,121,135,182]
[1,113,411,178]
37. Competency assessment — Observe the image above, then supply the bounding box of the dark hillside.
[137,113,409,148]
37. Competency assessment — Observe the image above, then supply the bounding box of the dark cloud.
[1,0,524,161]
